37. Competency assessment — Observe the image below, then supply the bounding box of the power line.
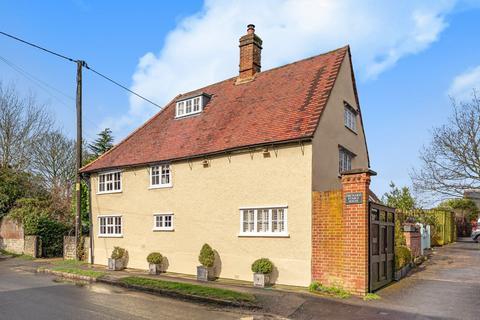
[0,54,102,141]
[85,65,163,109]
[0,31,77,63]
[0,30,163,109]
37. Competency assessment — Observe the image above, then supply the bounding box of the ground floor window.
[239,206,288,236]
[153,213,174,231]
[98,215,122,237]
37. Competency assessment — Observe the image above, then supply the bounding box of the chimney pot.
[247,24,255,34]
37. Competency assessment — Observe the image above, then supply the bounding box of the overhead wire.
[0,30,163,109]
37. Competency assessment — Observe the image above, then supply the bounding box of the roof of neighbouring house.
[80,46,351,173]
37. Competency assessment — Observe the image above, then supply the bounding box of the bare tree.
[30,130,76,222]
[31,130,75,190]
[0,82,53,170]
[411,91,480,198]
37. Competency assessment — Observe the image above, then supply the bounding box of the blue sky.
[1,0,480,199]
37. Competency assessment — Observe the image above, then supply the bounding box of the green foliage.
[10,197,70,257]
[395,245,412,270]
[364,293,381,301]
[71,181,90,235]
[88,128,114,158]
[120,276,256,302]
[382,182,416,215]
[309,281,351,299]
[51,267,106,279]
[0,167,46,218]
[52,259,85,267]
[395,217,406,247]
[198,243,215,267]
[147,252,163,264]
[251,258,274,274]
[439,198,479,220]
[111,246,125,260]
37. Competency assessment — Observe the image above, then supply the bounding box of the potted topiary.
[251,258,273,287]
[197,243,215,281]
[108,246,126,271]
[147,252,163,275]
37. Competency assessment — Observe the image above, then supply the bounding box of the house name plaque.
[345,192,363,204]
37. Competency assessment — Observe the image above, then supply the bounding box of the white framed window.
[150,164,172,188]
[344,104,357,132]
[153,213,174,231]
[339,147,354,173]
[239,206,288,237]
[98,215,122,237]
[175,95,204,118]
[98,171,122,194]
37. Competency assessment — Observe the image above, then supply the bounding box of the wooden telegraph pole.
[75,60,85,257]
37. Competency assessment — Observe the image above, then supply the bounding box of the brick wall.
[312,169,374,296]
[404,229,421,258]
[0,217,24,254]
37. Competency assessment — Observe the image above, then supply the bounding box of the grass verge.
[52,267,106,279]
[309,281,351,299]
[0,249,34,260]
[120,276,255,303]
[363,293,381,301]
[51,259,86,267]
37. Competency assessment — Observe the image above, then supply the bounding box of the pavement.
[1,238,478,319]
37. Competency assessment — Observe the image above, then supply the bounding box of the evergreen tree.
[88,128,114,158]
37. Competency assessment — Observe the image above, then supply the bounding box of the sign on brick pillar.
[341,168,376,295]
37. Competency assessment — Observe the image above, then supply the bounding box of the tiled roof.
[81,46,349,173]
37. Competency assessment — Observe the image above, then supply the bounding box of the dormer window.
[175,94,209,118]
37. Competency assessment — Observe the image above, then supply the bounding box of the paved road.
[290,238,480,320]
[374,238,480,320]
[0,258,260,320]
[1,239,478,319]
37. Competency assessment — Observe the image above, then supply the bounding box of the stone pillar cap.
[341,168,377,176]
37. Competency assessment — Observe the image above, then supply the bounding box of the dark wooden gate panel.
[369,202,395,292]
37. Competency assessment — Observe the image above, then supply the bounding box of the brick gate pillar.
[340,168,376,295]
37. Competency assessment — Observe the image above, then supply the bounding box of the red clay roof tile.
[80,46,349,173]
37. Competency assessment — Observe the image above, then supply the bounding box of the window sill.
[97,234,123,238]
[152,228,174,232]
[345,125,358,135]
[238,233,290,238]
[96,190,122,195]
[148,184,173,190]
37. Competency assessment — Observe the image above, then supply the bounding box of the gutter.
[80,137,313,174]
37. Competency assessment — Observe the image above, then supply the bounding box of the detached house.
[81,25,370,288]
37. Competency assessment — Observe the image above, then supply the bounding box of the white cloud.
[448,65,480,100]
[104,0,458,137]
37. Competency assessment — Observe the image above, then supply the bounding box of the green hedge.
[395,245,412,270]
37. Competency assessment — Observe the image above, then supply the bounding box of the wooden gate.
[369,202,395,292]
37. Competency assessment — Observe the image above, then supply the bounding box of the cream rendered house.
[81,25,369,287]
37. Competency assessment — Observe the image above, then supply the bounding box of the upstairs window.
[344,104,357,132]
[339,147,354,173]
[98,171,122,193]
[150,164,172,188]
[176,95,205,118]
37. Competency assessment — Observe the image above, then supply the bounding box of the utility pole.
[75,60,84,258]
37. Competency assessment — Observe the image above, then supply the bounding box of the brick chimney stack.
[237,24,262,83]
